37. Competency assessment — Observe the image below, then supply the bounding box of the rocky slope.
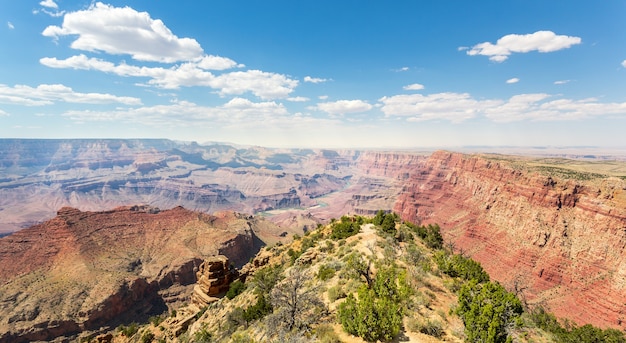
[0,205,286,343]
[393,151,626,330]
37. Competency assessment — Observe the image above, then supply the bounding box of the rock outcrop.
[0,206,278,342]
[393,151,626,330]
[191,256,238,307]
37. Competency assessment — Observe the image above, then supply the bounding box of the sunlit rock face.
[394,151,626,330]
[0,206,272,342]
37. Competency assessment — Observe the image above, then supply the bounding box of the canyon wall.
[0,206,282,342]
[393,151,626,329]
[0,139,353,233]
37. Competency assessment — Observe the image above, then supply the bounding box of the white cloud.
[211,70,298,99]
[62,98,289,125]
[622,60,626,68]
[40,0,58,9]
[554,80,571,85]
[42,2,203,63]
[379,93,499,123]
[0,109,8,116]
[304,76,329,84]
[7,22,14,30]
[287,96,310,102]
[466,30,582,62]
[506,78,520,84]
[403,83,425,91]
[381,90,626,123]
[0,83,142,106]
[40,55,297,99]
[197,55,244,70]
[318,95,329,100]
[393,67,410,72]
[316,100,373,115]
[485,94,626,122]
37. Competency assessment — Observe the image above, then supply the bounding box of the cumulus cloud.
[466,30,582,62]
[403,83,425,91]
[380,91,626,123]
[42,2,203,63]
[506,78,520,84]
[304,76,329,83]
[197,55,244,70]
[7,22,14,29]
[40,0,58,9]
[211,70,298,99]
[0,83,142,106]
[622,60,626,68]
[62,98,288,125]
[40,55,297,99]
[379,93,499,123]
[315,100,373,115]
[287,96,310,102]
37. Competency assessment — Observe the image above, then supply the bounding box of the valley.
[1,139,626,341]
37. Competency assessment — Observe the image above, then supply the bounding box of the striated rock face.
[394,151,626,329]
[0,206,276,342]
[0,139,354,234]
[191,256,238,307]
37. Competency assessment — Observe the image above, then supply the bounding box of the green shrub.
[193,323,213,343]
[230,332,256,343]
[530,307,626,343]
[140,331,155,343]
[149,315,164,326]
[242,294,273,324]
[330,216,361,239]
[118,322,139,337]
[338,264,408,342]
[409,317,444,338]
[338,286,403,342]
[317,264,336,281]
[226,280,246,299]
[456,280,523,343]
[327,285,346,302]
[434,251,489,283]
[250,264,283,295]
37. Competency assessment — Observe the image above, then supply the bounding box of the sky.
[0,1,625,149]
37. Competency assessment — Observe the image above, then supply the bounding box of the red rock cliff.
[0,206,272,342]
[394,151,626,329]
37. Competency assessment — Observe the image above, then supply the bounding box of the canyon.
[0,205,289,342]
[392,151,626,330]
[1,139,626,340]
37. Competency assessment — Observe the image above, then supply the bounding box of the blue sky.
[1,1,625,148]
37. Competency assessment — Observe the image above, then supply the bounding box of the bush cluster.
[330,215,363,239]
[530,307,626,343]
[338,264,409,342]
[434,250,490,283]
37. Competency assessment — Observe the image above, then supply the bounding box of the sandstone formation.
[393,151,626,330]
[190,256,238,307]
[0,206,280,342]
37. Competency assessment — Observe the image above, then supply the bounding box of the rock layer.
[191,256,238,307]
[0,206,275,342]
[393,151,626,329]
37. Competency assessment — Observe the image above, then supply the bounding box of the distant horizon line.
[1,137,625,150]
